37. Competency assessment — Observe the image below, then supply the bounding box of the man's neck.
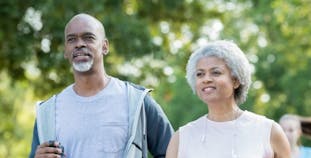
[73,69,110,97]
[290,145,300,158]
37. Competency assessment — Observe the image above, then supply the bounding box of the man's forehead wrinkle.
[65,14,104,38]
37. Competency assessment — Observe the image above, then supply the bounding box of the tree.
[1,0,311,157]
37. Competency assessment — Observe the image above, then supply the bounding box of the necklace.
[202,108,242,158]
[231,109,240,158]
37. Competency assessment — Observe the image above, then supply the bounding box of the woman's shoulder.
[179,115,207,132]
[242,110,274,124]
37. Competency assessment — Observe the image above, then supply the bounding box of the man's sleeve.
[29,120,39,158]
[144,95,174,158]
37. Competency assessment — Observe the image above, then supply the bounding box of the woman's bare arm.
[166,131,179,158]
[271,122,291,158]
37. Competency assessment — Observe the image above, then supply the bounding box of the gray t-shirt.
[55,77,128,158]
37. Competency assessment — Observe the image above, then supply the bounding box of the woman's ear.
[233,78,240,89]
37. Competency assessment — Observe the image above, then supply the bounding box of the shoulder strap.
[36,95,57,144]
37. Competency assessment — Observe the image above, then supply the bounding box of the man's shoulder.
[127,82,146,91]
[301,146,311,151]
[114,77,147,91]
[37,95,57,107]
[38,84,73,106]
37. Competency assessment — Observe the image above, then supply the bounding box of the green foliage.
[156,71,207,130]
[1,0,311,156]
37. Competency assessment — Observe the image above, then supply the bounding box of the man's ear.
[64,42,69,59]
[64,50,70,59]
[102,39,109,55]
[64,53,68,59]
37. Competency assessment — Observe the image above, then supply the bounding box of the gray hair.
[186,40,251,105]
[279,114,301,129]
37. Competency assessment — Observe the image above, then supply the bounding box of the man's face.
[280,119,301,145]
[64,16,107,73]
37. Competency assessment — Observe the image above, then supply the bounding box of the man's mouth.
[72,47,92,61]
[72,47,92,59]
[72,53,91,58]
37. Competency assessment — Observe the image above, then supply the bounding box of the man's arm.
[29,121,40,158]
[144,95,174,158]
[29,121,64,158]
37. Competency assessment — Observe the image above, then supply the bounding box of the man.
[29,13,173,158]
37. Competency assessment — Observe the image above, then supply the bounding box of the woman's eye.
[212,71,221,75]
[196,72,204,77]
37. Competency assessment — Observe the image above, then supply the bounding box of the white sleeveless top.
[178,111,274,158]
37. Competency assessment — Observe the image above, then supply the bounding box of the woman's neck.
[207,105,242,122]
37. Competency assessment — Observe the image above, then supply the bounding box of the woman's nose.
[202,75,212,84]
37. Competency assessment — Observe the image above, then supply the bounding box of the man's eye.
[85,36,95,40]
[67,38,75,42]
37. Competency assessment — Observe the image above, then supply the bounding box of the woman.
[279,114,311,158]
[166,40,290,158]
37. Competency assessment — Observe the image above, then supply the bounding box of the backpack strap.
[36,95,57,144]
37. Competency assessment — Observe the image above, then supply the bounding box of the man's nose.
[75,38,86,48]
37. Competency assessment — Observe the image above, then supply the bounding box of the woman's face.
[280,119,301,145]
[195,56,239,105]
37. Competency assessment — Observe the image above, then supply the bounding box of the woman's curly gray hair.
[186,40,251,105]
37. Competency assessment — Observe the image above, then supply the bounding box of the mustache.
[72,47,91,58]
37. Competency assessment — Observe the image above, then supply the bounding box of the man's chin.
[73,68,91,73]
[72,61,93,72]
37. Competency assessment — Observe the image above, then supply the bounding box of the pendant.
[232,149,238,158]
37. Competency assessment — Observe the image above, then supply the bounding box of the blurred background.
[1,0,311,157]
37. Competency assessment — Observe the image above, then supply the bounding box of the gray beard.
[72,59,94,72]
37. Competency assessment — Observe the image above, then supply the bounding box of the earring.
[103,50,109,55]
